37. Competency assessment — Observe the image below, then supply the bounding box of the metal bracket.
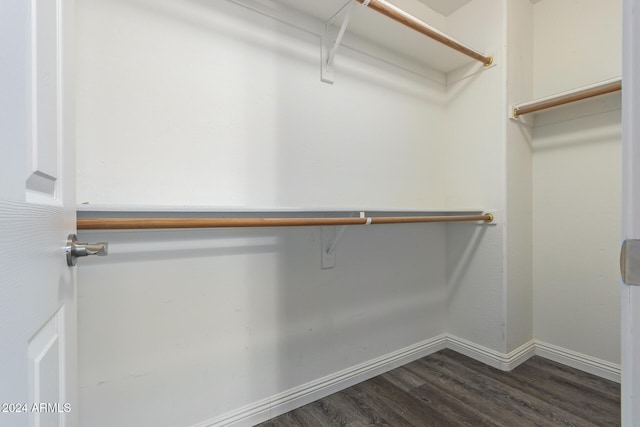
[321,0,355,84]
[621,239,640,286]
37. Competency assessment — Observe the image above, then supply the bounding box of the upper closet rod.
[513,77,622,118]
[77,213,494,230]
[356,0,492,66]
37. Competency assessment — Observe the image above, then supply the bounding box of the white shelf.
[511,77,622,126]
[229,0,492,84]
[77,204,485,216]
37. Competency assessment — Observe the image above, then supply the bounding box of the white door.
[0,0,77,426]
[622,0,640,425]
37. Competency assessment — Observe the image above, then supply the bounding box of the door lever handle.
[66,234,108,266]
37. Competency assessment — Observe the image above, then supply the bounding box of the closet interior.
[74,0,622,425]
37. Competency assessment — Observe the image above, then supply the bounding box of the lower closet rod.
[77,213,494,230]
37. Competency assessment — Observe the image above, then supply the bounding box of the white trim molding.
[446,336,536,371]
[192,335,620,427]
[192,335,448,427]
[445,337,621,383]
[534,340,621,383]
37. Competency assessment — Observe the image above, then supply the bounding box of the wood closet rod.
[355,0,493,66]
[77,213,494,230]
[513,79,622,118]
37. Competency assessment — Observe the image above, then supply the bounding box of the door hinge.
[621,239,640,286]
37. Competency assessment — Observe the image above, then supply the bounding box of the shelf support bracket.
[321,226,339,269]
[321,212,363,268]
[326,224,348,255]
[321,0,355,84]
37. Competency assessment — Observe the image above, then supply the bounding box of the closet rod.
[355,0,492,66]
[77,213,494,230]
[513,78,622,118]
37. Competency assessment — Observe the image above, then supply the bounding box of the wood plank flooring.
[257,349,620,426]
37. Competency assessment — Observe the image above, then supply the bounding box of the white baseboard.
[193,336,620,427]
[192,334,448,427]
[446,336,536,371]
[534,340,621,383]
[444,337,621,383]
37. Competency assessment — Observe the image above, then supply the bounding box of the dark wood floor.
[257,349,620,426]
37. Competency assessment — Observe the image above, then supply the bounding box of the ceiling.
[416,0,472,16]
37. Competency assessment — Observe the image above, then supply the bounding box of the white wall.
[505,0,533,353]
[75,0,469,425]
[78,225,448,427]
[532,0,622,364]
[76,0,448,209]
[532,0,622,98]
[444,0,506,352]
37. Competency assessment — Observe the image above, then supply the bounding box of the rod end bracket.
[483,211,497,225]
